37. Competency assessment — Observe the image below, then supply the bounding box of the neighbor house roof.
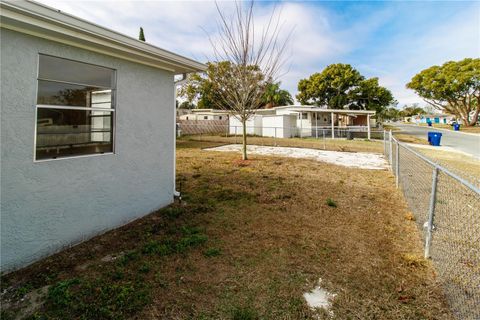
[0,0,206,73]
[264,105,376,115]
[190,109,230,115]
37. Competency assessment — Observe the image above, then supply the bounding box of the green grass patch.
[231,306,259,320]
[176,233,208,253]
[326,198,337,207]
[203,247,222,258]
[141,240,174,256]
[43,277,150,320]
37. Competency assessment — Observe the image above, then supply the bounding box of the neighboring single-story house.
[0,0,205,272]
[176,108,192,118]
[411,114,455,124]
[229,106,376,139]
[178,109,230,121]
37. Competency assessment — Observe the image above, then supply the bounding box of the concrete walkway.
[394,123,480,159]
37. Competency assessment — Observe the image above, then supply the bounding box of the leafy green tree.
[179,61,241,110]
[400,104,426,117]
[139,27,146,41]
[349,78,395,114]
[178,101,196,109]
[297,63,394,113]
[262,82,293,108]
[297,64,363,108]
[406,58,480,126]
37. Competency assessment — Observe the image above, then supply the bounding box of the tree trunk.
[468,108,480,126]
[242,119,248,160]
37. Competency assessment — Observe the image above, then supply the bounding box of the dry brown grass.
[1,140,453,319]
[182,134,385,154]
[393,133,430,145]
[414,147,480,186]
[418,123,480,134]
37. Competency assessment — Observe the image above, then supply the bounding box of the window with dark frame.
[35,55,116,160]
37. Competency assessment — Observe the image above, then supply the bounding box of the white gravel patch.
[206,144,388,170]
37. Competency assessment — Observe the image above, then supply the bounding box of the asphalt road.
[393,123,480,159]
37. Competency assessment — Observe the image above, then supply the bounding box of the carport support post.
[300,113,303,138]
[274,127,277,146]
[425,167,439,259]
[367,114,371,140]
[331,112,335,139]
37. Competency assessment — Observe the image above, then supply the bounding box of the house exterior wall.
[0,29,175,271]
[262,115,296,138]
[229,116,258,135]
[352,114,368,126]
[312,113,331,126]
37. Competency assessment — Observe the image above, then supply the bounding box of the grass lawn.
[183,134,385,153]
[1,140,453,319]
[392,133,429,145]
[413,147,480,186]
[417,123,480,134]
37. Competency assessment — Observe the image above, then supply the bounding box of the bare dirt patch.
[1,140,453,319]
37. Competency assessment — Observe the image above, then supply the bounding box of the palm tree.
[262,82,294,108]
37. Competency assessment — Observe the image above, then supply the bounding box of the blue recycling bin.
[428,132,442,146]
[453,123,460,131]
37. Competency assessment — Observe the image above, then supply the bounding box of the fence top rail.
[391,135,480,195]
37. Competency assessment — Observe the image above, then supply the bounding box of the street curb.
[403,124,480,137]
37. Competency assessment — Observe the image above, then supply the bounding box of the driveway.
[394,123,480,159]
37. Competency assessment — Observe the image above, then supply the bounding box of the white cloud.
[36,0,480,106]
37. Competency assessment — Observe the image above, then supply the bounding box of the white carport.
[286,107,375,140]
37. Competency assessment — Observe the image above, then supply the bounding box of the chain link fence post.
[383,130,386,155]
[389,130,393,170]
[424,166,439,259]
[395,141,400,188]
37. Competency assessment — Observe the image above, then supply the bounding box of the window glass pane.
[37,80,112,108]
[38,55,114,88]
[36,108,113,160]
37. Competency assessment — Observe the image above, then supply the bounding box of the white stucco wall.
[261,115,296,138]
[0,29,175,272]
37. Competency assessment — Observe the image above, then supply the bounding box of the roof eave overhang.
[0,0,206,74]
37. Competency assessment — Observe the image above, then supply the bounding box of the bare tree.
[208,1,292,160]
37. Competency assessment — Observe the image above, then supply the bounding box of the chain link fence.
[177,122,385,145]
[385,131,480,320]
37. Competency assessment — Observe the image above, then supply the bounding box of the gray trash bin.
[346,131,353,140]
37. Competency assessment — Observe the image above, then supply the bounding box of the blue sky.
[38,0,480,107]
